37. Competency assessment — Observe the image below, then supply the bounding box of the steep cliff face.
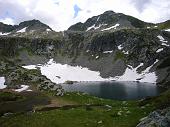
[0,11,170,87]
[54,29,170,87]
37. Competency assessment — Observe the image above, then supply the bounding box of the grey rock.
[137,108,170,127]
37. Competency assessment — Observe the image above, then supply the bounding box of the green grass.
[0,91,156,127]
[112,51,126,64]
[0,92,22,103]
[0,106,152,127]
[157,20,170,29]
[0,89,169,127]
[61,92,124,106]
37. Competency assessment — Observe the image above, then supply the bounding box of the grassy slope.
[0,92,22,103]
[0,91,160,127]
[157,20,170,29]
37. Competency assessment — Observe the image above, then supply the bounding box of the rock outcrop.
[0,59,64,96]
[137,108,170,127]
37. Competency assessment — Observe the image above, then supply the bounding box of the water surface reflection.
[62,81,165,100]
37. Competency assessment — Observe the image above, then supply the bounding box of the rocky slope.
[0,11,170,88]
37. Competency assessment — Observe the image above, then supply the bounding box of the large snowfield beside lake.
[23,59,157,84]
[23,59,108,84]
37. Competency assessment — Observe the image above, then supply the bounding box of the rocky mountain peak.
[102,10,115,15]
[0,19,53,37]
[17,19,52,32]
[19,19,42,26]
[68,10,152,32]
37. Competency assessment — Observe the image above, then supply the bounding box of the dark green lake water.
[62,81,165,100]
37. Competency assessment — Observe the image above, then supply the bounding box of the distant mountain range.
[0,10,170,88]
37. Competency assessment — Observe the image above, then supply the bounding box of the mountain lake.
[62,81,165,100]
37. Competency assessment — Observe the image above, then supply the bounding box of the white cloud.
[138,0,170,23]
[0,0,170,31]
[0,18,15,25]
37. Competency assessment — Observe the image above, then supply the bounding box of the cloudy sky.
[0,0,170,31]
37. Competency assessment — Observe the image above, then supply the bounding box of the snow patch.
[23,59,159,84]
[86,25,95,31]
[26,89,33,92]
[17,27,27,33]
[157,35,166,42]
[165,29,170,32]
[154,26,158,28]
[114,60,159,83]
[101,24,120,31]
[96,16,100,22]
[103,50,113,53]
[86,50,90,53]
[23,59,111,84]
[14,85,29,92]
[118,45,123,50]
[162,43,169,46]
[0,32,10,35]
[40,60,108,84]
[157,35,169,46]
[86,24,107,31]
[147,27,150,29]
[139,60,159,83]
[123,50,129,55]
[22,65,37,69]
[46,29,51,32]
[96,56,99,59]
[156,48,164,53]
[144,60,158,73]
[47,45,54,50]
[0,77,6,89]
[114,63,143,82]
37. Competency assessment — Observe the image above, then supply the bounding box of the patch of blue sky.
[0,11,15,20]
[73,4,81,18]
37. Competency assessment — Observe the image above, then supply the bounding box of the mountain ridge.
[0,11,170,33]
[0,10,170,88]
[68,11,169,32]
[0,19,53,34]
